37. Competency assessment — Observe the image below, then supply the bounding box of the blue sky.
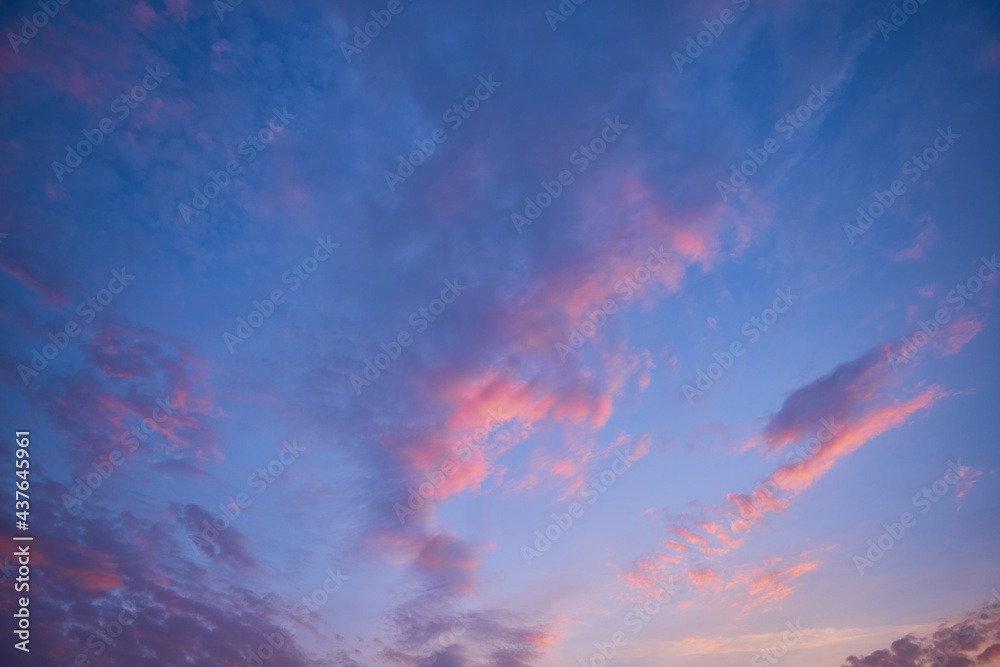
[1,0,999,666]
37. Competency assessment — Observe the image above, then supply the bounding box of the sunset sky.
[1,0,999,666]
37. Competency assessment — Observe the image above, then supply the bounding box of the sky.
[1,0,999,666]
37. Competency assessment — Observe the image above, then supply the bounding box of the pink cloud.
[770,388,945,493]
[735,559,820,610]
[623,338,949,610]
[0,257,67,304]
[675,526,709,549]
[891,223,938,261]
[164,0,189,22]
[688,566,722,590]
[134,1,158,24]
[941,313,985,356]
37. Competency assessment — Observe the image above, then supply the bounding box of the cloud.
[0,255,68,305]
[940,313,986,356]
[414,532,480,595]
[0,479,311,667]
[622,339,947,610]
[841,595,1000,667]
[891,223,938,261]
[638,622,945,658]
[768,388,944,494]
[174,502,259,571]
[381,590,557,667]
[734,559,821,611]
[17,321,224,469]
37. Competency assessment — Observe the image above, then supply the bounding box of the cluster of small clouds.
[622,323,984,609]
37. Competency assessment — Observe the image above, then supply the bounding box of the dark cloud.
[382,591,553,667]
[843,598,1000,667]
[0,479,312,667]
